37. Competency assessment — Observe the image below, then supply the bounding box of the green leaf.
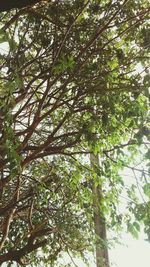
[143,184,150,197]
[133,221,140,232]
[0,29,8,43]
[127,222,139,239]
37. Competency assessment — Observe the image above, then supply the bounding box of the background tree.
[0,0,149,266]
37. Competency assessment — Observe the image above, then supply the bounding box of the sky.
[110,233,150,267]
[57,232,150,267]
[108,168,150,267]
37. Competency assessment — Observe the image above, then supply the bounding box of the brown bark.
[92,184,109,267]
[0,225,57,265]
[0,239,47,265]
[0,0,42,12]
[90,153,109,267]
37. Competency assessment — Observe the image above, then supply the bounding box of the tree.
[91,152,110,267]
[0,0,149,265]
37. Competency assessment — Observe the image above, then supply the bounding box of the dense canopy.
[0,0,149,266]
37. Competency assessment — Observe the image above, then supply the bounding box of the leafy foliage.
[0,0,149,266]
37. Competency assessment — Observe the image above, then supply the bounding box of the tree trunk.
[0,0,41,12]
[90,153,109,267]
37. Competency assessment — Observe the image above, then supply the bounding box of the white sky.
[58,232,150,267]
[110,233,150,267]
